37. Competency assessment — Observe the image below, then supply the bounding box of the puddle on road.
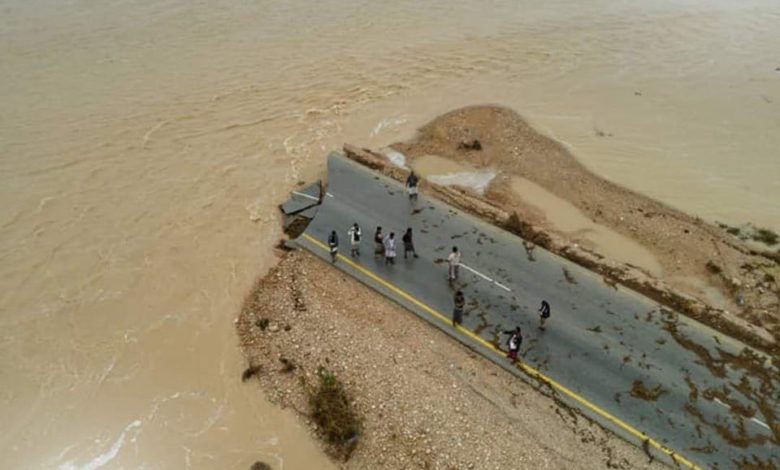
[509,176,662,276]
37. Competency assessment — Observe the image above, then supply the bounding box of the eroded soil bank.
[237,250,667,469]
[381,105,779,356]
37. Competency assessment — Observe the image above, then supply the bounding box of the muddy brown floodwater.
[1,0,779,467]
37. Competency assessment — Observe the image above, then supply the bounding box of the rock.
[458,139,482,151]
[268,324,280,333]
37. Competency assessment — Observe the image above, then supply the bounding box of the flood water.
[1,0,778,468]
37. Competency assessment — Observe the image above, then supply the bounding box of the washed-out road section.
[293,153,778,470]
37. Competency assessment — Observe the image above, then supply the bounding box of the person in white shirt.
[347,223,361,257]
[447,246,461,284]
[383,232,397,265]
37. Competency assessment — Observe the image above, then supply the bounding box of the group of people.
[324,170,552,364]
[327,223,419,265]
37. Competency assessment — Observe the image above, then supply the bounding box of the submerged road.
[295,153,779,469]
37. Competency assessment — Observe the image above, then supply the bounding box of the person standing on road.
[503,326,522,362]
[347,223,361,257]
[383,232,397,265]
[452,290,465,327]
[447,246,461,285]
[406,171,419,202]
[374,226,384,259]
[402,227,419,259]
[538,300,551,330]
[328,230,339,263]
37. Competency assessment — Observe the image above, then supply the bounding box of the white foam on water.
[58,420,142,470]
[370,115,407,136]
[427,171,497,195]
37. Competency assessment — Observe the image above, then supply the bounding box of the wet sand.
[411,154,663,276]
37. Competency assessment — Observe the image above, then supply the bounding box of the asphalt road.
[295,153,779,469]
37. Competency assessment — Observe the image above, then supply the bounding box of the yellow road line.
[302,233,704,470]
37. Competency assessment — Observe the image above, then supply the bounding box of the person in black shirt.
[452,290,465,327]
[406,171,419,202]
[374,226,384,259]
[538,300,551,330]
[328,230,338,263]
[402,227,418,259]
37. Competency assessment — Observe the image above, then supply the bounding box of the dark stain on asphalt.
[689,443,716,454]
[702,388,756,419]
[474,311,490,336]
[675,332,779,447]
[661,317,726,379]
[683,375,699,402]
[630,380,667,401]
[645,309,655,322]
[587,325,603,333]
[563,268,578,284]
[685,403,768,448]
[489,324,502,346]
